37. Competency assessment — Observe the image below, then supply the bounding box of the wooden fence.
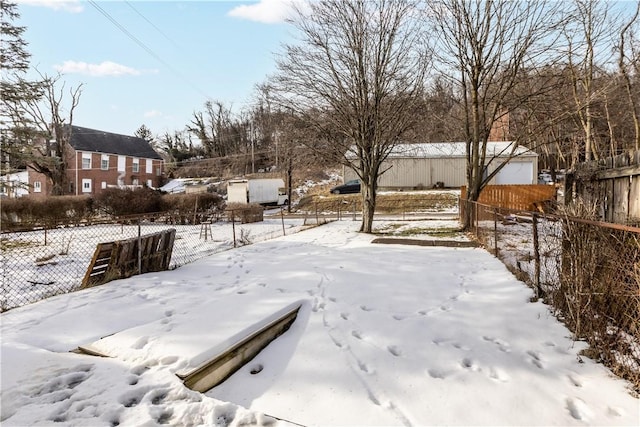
[81,229,176,289]
[461,185,558,212]
[570,150,640,224]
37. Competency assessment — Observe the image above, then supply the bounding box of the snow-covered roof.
[160,179,186,194]
[386,142,537,158]
[160,177,221,194]
[347,142,537,159]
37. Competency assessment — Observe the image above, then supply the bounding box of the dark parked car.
[330,179,361,194]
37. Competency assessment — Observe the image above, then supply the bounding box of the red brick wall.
[24,145,164,197]
[65,147,164,196]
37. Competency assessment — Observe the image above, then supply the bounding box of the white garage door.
[496,161,533,185]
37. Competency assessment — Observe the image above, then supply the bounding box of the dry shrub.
[555,199,640,394]
[163,193,225,224]
[163,193,224,214]
[296,192,458,213]
[1,196,94,230]
[95,187,165,216]
[226,202,263,224]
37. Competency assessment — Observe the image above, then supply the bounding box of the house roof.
[385,142,537,159]
[67,125,163,160]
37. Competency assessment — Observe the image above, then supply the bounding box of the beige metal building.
[343,142,538,189]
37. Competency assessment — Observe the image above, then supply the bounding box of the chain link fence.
[462,199,640,394]
[0,210,305,313]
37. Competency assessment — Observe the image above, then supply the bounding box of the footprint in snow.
[357,360,375,374]
[488,367,510,382]
[330,335,348,349]
[567,373,583,387]
[483,335,511,353]
[460,357,479,371]
[565,397,593,421]
[360,305,373,312]
[131,336,150,350]
[387,345,402,357]
[427,368,448,379]
[130,365,149,376]
[452,342,470,351]
[340,312,350,320]
[351,330,363,340]
[527,350,545,369]
[392,314,407,321]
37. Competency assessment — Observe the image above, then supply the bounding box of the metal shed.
[344,142,538,189]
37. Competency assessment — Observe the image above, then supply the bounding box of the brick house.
[25,125,164,198]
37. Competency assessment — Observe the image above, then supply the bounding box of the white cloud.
[16,0,83,13]
[143,110,162,119]
[53,61,143,77]
[227,0,295,24]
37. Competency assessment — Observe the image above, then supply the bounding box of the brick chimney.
[489,112,510,141]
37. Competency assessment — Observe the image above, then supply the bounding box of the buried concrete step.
[176,301,302,393]
[372,237,478,248]
[70,299,304,395]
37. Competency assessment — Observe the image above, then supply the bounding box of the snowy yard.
[1,220,638,426]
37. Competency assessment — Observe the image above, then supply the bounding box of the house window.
[117,156,126,172]
[33,181,42,193]
[147,179,153,188]
[132,158,139,173]
[146,159,153,174]
[101,155,109,170]
[132,178,139,186]
[82,178,92,193]
[101,181,107,189]
[156,167,162,176]
[82,154,91,170]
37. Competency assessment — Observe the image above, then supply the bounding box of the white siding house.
[0,171,29,198]
[344,142,538,189]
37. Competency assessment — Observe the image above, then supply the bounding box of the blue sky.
[16,0,295,137]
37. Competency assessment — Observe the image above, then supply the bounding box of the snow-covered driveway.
[1,220,638,426]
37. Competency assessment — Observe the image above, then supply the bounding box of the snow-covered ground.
[1,220,638,426]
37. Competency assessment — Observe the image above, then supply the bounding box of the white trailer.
[227,179,288,206]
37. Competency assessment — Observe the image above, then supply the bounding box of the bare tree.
[618,1,640,150]
[564,0,620,163]
[272,0,430,232]
[427,0,565,229]
[3,73,82,195]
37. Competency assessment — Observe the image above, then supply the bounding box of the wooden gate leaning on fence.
[81,229,176,289]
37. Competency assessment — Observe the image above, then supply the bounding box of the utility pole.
[250,121,255,174]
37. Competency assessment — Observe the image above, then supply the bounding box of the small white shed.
[344,142,538,189]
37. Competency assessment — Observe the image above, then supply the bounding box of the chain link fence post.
[281,208,286,236]
[137,217,142,275]
[493,207,498,256]
[231,210,237,248]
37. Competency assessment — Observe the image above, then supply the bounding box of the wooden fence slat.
[81,229,176,289]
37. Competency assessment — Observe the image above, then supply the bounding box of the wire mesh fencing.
[0,211,304,312]
[462,199,640,394]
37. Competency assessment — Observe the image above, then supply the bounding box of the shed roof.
[67,125,163,160]
[384,142,537,159]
